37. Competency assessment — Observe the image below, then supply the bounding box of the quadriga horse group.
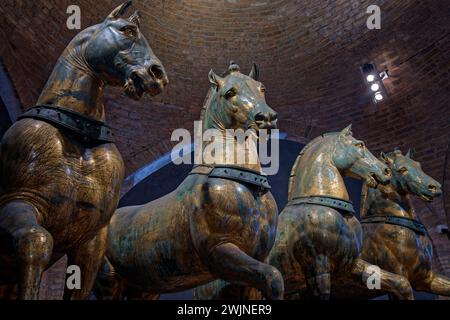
[0,1,447,300]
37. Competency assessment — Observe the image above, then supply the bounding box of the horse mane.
[287,132,340,201]
[200,87,216,122]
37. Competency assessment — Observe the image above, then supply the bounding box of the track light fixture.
[360,63,389,104]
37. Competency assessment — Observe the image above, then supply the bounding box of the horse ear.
[249,63,259,81]
[128,10,141,27]
[340,124,353,136]
[380,152,394,165]
[406,148,414,158]
[208,69,224,90]
[107,0,133,19]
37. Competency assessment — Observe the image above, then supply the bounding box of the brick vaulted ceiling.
[1,0,450,280]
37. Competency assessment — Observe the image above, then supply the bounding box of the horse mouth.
[250,121,277,131]
[247,122,277,141]
[419,194,434,202]
[366,173,381,188]
[124,74,145,100]
[147,81,164,97]
[124,73,164,100]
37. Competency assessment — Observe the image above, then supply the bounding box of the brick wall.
[0,0,449,298]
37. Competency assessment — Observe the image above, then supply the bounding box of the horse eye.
[120,26,137,38]
[399,167,408,175]
[355,142,364,149]
[260,86,266,93]
[224,88,237,99]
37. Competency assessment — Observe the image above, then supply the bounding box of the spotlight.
[374,92,384,101]
[360,62,389,104]
[366,74,375,82]
[371,83,380,92]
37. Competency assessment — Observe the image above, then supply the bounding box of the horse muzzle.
[124,66,168,99]
[419,183,442,201]
[254,110,278,130]
[366,169,391,188]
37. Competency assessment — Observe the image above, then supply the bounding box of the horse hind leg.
[0,200,53,299]
[305,254,331,300]
[351,258,414,300]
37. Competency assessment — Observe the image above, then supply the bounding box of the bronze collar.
[190,165,271,190]
[289,195,355,214]
[361,215,428,236]
[18,104,114,144]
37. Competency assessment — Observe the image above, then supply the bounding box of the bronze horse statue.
[330,149,446,299]
[0,1,168,299]
[195,127,415,300]
[269,128,415,299]
[95,62,284,300]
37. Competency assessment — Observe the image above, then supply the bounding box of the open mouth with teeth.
[366,173,382,188]
[419,193,434,202]
[124,73,163,100]
[247,122,277,141]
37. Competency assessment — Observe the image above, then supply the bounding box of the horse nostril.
[254,113,266,123]
[149,64,165,80]
[384,168,391,176]
[429,185,437,193]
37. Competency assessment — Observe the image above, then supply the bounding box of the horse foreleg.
[206,242,284,300]
[305,254,330,300]
[351,258,414,300]
[0,201,53,300]
[63,226,108,300]
[416,272,450,297]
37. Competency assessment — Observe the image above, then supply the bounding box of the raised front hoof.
[394,276,415,300]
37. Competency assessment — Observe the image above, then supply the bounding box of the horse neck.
[362,182,418,219]
[202,104,262,173]
[289,136,350,201]
[37,48,105,122]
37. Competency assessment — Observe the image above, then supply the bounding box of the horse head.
[380,149,442,202]
[332,124,391,188]
[204,61,277,132]
[66,0,168,100]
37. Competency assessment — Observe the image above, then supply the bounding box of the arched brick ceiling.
[1,0,450,280]
[1,0,448,171]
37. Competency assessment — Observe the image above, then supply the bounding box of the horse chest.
[394,232,433,270]
[50,146,124,234]
[36,142,124,246]
[204,181,278,256]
